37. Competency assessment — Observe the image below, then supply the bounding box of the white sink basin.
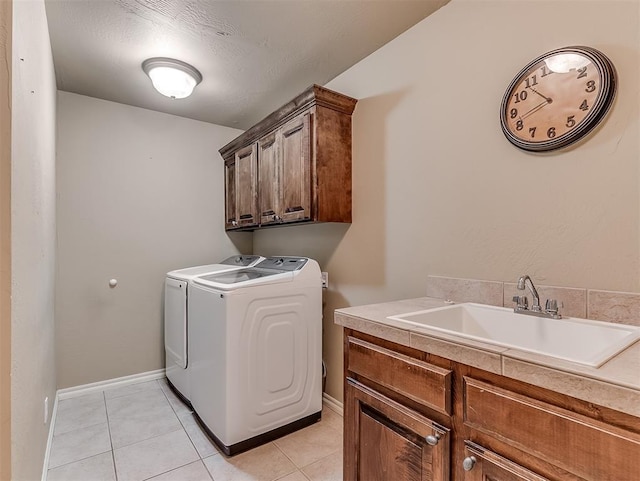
[388,303,640,367]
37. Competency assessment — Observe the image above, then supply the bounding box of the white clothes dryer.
[164,255,263,403]
[189,256,322,455]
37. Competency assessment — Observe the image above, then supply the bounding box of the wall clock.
[500,46,617,152]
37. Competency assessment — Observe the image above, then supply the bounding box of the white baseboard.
[41,395,58,481]
[322,392,343,416]
[57,369,166,400]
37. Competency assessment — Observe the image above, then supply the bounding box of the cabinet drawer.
[347,336,452,415]
[462,441,550,481]
[463,377,640,480]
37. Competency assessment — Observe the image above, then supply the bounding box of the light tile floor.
[46,378,343,481]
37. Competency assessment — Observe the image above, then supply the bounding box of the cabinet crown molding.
[219,84,357,159]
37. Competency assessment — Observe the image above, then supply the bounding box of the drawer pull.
[463,456,477,471]
[425,434,440,446]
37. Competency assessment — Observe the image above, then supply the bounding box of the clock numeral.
[577,66,588,79]
[540,65,552,77]
[585,80,596,93]
[510,108,518,119]
[524,75,538,88]
[516,120,524,131]
[579,99,589,111]
[566,115,576,128]
[547,127,556,139]
[529,127,537,138]
[513,90,528,103]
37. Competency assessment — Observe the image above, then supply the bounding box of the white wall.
[253,0,640,401]
[11,0,58,478]
[56,92,251,388]
[0,0,11,478]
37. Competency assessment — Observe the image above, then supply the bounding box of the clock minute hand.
[528,87,553,104]
[520,100,549,121]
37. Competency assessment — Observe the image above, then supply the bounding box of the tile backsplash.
[427,276,640,326]
[426,276,503,307]
[588,290,640,327]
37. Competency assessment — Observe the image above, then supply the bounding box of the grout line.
[157,380,205,459]
[139,459,212,481]
[103,390,118,481]
[46,447,113,472]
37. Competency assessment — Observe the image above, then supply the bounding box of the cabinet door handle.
[273,215,281,221]
[425,434,440,446]
[231,220,238,226]
[462,456,477,471]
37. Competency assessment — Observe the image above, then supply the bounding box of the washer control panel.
[257,257,308,271]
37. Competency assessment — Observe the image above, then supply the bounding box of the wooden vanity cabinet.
[220,85,356,231]
[345,335,453,481]
[343,329,640,481]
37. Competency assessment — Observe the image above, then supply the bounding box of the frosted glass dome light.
[142,58,202,99]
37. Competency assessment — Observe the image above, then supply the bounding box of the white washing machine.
[164,255,263,403]
[189,256,322,455]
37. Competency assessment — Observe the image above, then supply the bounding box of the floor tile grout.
[47,449,113,473]
[103,390,118,481]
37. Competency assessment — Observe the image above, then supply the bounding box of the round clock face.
[500,46,617,152]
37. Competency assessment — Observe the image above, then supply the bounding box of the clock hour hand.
[528,87,553,104]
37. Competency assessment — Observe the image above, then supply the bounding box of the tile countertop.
[335,297,640,418]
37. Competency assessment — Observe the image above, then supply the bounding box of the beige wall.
[11,0,58,478]
[56,92,252,388]
[0,1,11,479]
[253,0,640,402]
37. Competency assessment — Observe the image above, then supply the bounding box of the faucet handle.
[512,295,528,310]
[545,299,563,317]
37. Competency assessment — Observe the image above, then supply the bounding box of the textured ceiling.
[45,0,449,129]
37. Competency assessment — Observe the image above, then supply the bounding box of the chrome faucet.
[512,274,562,319]
[517,275,541,311]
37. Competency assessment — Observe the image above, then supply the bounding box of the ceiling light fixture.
[142,57,202,99]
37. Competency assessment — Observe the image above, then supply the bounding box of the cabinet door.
[345,378,449,481]
[279,112,311,223]
[235,144,258,228]
[257,132,280,225]
[462,442,550,481]
[224,159,237,229]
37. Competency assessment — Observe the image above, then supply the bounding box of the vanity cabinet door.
[345,378,450,481]
[462,442,550,481]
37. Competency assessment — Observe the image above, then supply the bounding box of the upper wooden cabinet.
[225,144,258,229]
[220,85,357,231]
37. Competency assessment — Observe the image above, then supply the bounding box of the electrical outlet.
[321,271,329,289]
[44,397,49,424]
